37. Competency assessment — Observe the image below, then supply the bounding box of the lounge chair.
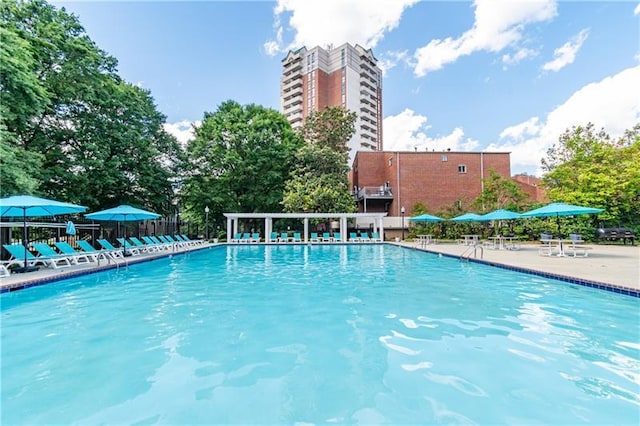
[250,233,261,243]
[230,233,243,243]
[269,232,279,243]
[3,243,50,269]
[333,232,342,243]
[130,236,162,252]
[292,232,302,243]
[98,239,137,257]
[349,232,361,243]
[180,234,204,245]
[310,233,320,243]
[0,263,11,277]
[322,232,332,242]
[116,238,143,255]
[371,232,382,242]
[279,232,289,243]
[163,235,186,248]
[76,240,123,260]
[360,232,371,242]
[143,236,171,251]
[174,235,197,247]
[31,243,74,268]
[53,241,93,263]
[240,233,251,243]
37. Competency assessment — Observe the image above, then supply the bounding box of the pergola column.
[378,218,385,241]
[226,217,232,242]
[303,218,309,242]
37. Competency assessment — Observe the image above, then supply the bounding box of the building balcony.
[356,185,394,201]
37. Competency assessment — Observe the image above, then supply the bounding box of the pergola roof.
[223,212,387,219]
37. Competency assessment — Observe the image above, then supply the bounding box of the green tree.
[282,144,355,213]
[471,169,528,212]
[298,106,357,156]
[182,101,302,227]
[1,0,179,212]
[542,123,640,226]
[282,106,357,213]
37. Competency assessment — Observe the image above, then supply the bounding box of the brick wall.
[353,151,513,216]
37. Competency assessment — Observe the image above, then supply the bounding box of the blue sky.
[54,0,640,176]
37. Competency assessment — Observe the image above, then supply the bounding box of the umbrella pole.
[16,209,38,273]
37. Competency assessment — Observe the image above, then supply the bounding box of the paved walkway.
[397,241,639,292]
[1,241,638,295]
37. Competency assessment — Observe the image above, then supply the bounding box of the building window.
[441,155,448,162]
[388,157,393,167]
[458,164,467,173]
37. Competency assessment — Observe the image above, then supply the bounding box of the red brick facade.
[513,174,547,203]
[352,151,513,216]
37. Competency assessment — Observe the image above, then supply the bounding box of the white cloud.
[383,109,479,152]
[502,47,538,67]
[163,120,201,147]
[378,50,409,76]
[413,0,557,76]
[264,0,418,56]
[542,29,589,72]
[634,3,640,15]
[489,66,640,175]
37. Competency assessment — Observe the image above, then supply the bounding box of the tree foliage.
[283,106,356,213]
[471,169,528,213]
[298,106,357,156]
[282,145,355,213]
[0,0,180,212]
[541,123,640,226]
[182,101,302,226]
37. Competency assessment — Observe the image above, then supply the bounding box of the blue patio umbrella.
[85,205,161,255]
[0,195,87,273]
[521,202,604,236]
[66,221,77,236]
[409,213,444,222]
[450,212,483,222]
[477,209,522,221]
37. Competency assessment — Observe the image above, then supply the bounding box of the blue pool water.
[1,245,638,424]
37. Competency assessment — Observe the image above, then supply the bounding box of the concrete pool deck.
[395,241,639,293]
[1,241,638,295]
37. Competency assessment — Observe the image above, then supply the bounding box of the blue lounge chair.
[349,232,361,243]
[130,236,161,252]
[76,240,123,260]
[54,241,93,263]
[31,243,73,268]
[279,232,289,243]
[181,234,204,245]
[310,233,320,242]
[269,232,279,243]
[231,233,243,243]
[98,239,137,257]
[292,232,302,243]
[250,233,261,243]
[322,232,332,242]
[371,232,382,242]
[143,236,170,251]
[360,232,372,242]
[116,238,142,255]
[3,243,49,269]
[333,232,342,242]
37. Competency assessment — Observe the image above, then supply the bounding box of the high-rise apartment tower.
[280,43,383,164]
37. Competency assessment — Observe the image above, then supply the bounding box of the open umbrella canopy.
[409,213,444,222]
[85,205,161,222]
[478,209,522,221]
[450,212,483,222]
[521,202,604,236]
[0,195,87,273]
[0,195,87,217]
[520,202,604,218]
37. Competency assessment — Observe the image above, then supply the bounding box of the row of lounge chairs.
[229,231,383,243]
[1,234,204,276]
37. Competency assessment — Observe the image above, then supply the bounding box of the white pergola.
[223,212,388,243]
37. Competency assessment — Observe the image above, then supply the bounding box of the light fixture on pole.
[401,206,406,241]
[204,205,210,240]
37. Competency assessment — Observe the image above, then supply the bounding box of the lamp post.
[401,206,406,241]
[204,206,210,240]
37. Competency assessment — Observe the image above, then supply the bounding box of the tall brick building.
[351,150,512,218]
[280,43,383,164]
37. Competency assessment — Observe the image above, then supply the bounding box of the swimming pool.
[1,245,638,424]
